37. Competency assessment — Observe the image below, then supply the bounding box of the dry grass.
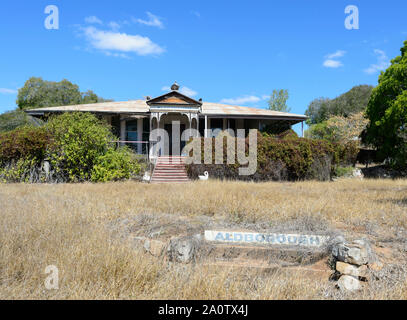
[1,179,407,299]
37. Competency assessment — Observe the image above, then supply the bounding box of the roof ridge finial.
[171,81,180,91]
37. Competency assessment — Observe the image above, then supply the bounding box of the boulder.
[337,275,361,292]
[336,261,368,279]
[332,239,373,266]
[167,235,201,263]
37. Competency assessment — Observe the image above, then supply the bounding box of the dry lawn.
[0,179,407,299]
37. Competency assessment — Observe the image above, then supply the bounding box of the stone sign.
[204,230,329,247]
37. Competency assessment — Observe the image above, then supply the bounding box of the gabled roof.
[147,90,202,106]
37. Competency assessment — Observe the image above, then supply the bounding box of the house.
[26,82,307,158]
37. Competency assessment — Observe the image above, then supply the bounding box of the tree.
[16,77,111,110]
[268,89,291,112]
[81,90,113,104]
[306,112,368,145]
[305,85,374,125]
[363,40,407,167]
[0,109,43,132]
[305,97,331,125]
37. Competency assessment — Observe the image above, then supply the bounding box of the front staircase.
[150,156,190,183]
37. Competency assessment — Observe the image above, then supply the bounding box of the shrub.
[0,112,144,183]
[0,157,41,183]
[91,147,142,182]
[186,133,358,181]
[0,126,50,164]
[46,112,115,182]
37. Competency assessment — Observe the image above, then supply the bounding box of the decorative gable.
[147,83,202,108]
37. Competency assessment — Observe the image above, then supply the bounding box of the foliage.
[91,147,142,182]
[0,157,41,183]
[334,166,355,177]
[305,85,374,125]
[0,126,50,163]
[0,109,43,133]
[0,112,143,183]
[268,89,291,112]
[45,112,115,182]
[305,112,368,145]
[81,90,113,104]
[363,41,407,168]
[186,134,358,181]
[16,77,111,110]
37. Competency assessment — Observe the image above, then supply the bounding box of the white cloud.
[180,86,197,97]
[323,50,346,68]
[326,50,346,59]
[108,21,121,31]
[82,26,164,56]
[134,12,164,29]
[161,85,197,97]
[85,16,103,25]
[0,88,17,94]
[220,95,262,105]
[191,11,201,18]
[323,59,343,68]
[364,49,390,75]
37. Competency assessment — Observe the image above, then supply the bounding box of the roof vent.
[199,98,202,102]
[171,81,180,91]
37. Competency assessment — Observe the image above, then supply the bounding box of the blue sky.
[0,0,406,133]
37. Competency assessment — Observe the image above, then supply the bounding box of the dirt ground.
[0,178,407,299]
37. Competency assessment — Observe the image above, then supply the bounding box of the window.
[126,120,138,141]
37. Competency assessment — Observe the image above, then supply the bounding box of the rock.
[336,261,369,279]
[347,246,369,265]
[332,239,373,266]
[336,275,361,292]
[167,236,201,263]
[144,239,167,257]
[353,239,375,262]
[368,261,384,272]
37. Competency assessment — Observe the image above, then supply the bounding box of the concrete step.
[153,177,189,180]
[151,156,190,184]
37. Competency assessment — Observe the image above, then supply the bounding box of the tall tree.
[16,77,111,110]
[268,89,291,112]
[362,40,407,167]
[305,85,374,125]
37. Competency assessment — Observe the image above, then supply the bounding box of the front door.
[164,123,186,156]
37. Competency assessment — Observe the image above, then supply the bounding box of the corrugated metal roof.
[25,100,307,120]
[26,100,149,114]
[201,102,306,119]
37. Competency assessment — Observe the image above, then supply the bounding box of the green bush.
[0,112,144,183]
[0,157,40,183]
[46,112,115,182]
[91,147,141,182]
[186,133,358,181]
